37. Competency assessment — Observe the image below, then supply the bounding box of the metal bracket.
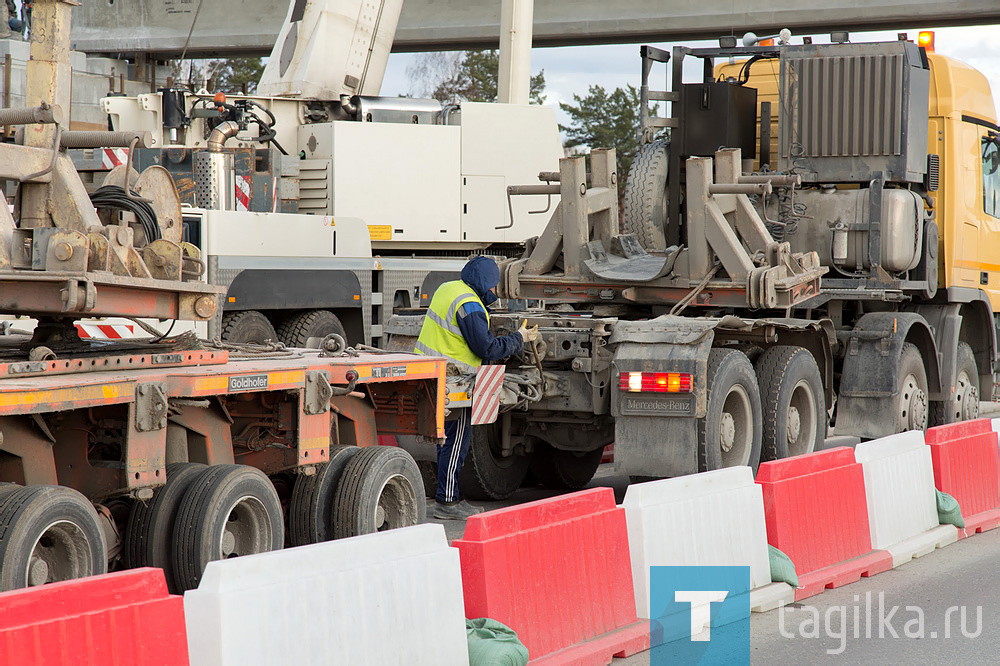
[135,382,168,432]
[304,370,333,415]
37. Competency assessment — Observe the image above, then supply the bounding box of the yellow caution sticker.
[367,225,392,241]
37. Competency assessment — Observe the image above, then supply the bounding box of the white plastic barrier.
[621,467,793,621]
[855,431,957,567]
[184,524,469,666]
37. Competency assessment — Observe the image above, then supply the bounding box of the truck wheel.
[895,342,929,432]
[124,462,205,593]
[929,342,979,426]
[529,445,604,490]
[220,310,277,344]
[333,446,425,538]
[289,446,360,546]
[172,465,283,592]
[0,486,107,591]
[622,139,670,250]
[277,310,347,348]
[755,346,826,461]
[698,349,763,473]
[458,423,529,501]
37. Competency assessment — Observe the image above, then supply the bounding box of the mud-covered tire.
[458,423,529,501]
[333,446,425,538]
[698,349,763,473]
[929,342,979,426]
[622,139,670,250]
[220,310,277,344]
[529,445,603,490]
[755,346,825,462]
[895,343,929,433]
[125,462,206,593]
[289,446,360,546]
[0,485,107,591]
[276,310,347,348]
[172,465,283,592]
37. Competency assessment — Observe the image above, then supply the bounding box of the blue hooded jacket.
[455,257,523,362]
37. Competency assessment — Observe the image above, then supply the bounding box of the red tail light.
[618,371,693,393]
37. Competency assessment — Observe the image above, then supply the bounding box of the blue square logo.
[650,566,751,664]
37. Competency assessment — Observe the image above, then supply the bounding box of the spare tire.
[622,139,670,250]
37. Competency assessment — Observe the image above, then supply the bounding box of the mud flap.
[610,318,714,477]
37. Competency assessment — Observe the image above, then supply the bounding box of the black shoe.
[433,500,484,520]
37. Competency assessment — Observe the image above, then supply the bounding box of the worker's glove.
[517,322,539,343]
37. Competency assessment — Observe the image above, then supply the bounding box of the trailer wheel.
[622,139,670,250]
[755,346,826,461]
[0,483,20,504]
[289,446,360,546]
[172,465,283,592]
[333,446,425,538]
[698,349,763,473]
[124,462,205,593]
[458,423,529,501]
[529,445,604,490]
[0,486,107,591]
[929,342,979,426]
[220,310,277,345]
[894,342,929,432]
[277,310,347,348]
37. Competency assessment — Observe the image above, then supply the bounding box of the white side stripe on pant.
[445,410,468,501]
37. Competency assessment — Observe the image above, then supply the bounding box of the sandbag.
[936,489,965,529]
[768,545,799,588]
[467,618,529,666]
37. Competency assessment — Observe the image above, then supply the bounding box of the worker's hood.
[461,256,499,306]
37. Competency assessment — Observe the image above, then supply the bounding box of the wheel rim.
[219,495,271,558]
[719,384,753,467]
[26,520,93,586]
[898,372,928,431]
[373,473,418,532]
[786,379,818,456]
[954,368,980,422]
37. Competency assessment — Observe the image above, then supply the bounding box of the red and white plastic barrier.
[0,568,188,665]
[184,524,468,666]
[622,467,793,617]
[757,447,892,600]
[454,487,648,665]
[854,431,958,566]
[926,419,1000,535]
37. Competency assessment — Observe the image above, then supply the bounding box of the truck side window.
[984,137,1000,219]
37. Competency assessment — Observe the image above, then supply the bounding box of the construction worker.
[414,256,537,520]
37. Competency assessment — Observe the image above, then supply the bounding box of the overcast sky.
[381,25,1000,126]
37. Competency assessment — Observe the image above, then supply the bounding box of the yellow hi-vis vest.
[414,280,488,372]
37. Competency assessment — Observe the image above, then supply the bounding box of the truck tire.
[289,446,360,546]
[220,310,277,344]
[929,342,979,426]
[125,462,205,593]
[895,343,929,433]
[0,485,107,591]
[172,465,284,592]
[458,423,529,501]
[529,445,604,490]
[755,346,826,462]
[622,139,670,250]
[698,349,763,473]
[333,446,425,538]
[277,310,347,348]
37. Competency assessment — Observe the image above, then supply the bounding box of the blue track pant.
[436,408,472,503]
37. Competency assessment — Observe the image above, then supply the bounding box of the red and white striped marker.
[235,174,252,211]
[470,364,504,425]
[75,323,135,339]
[100,148,128,169]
